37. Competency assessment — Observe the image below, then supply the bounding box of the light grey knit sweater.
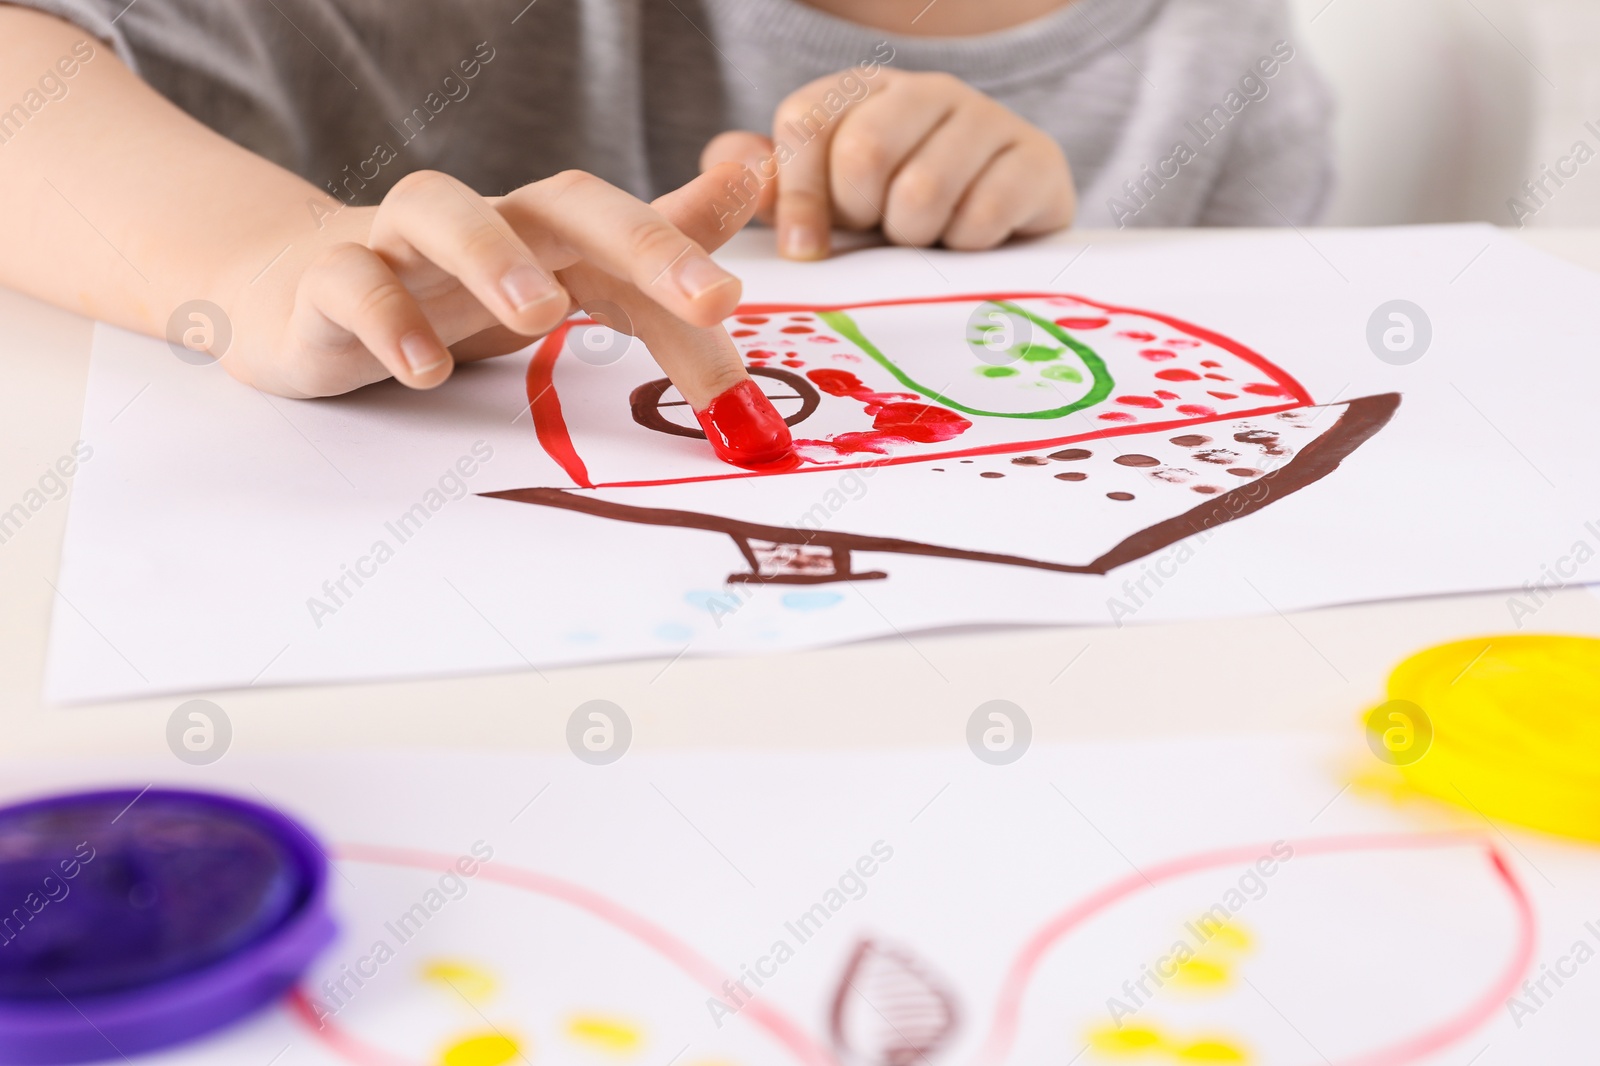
[16,0,1334,227]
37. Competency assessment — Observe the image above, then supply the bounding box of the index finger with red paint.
[553,164,796,469]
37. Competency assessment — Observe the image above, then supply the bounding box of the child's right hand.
[2,7,773,446]
[224,164,762,407]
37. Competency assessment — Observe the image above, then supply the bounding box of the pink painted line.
[292,843,837,1066]
[977,831,1534,1066]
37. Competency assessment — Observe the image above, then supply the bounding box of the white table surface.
[4,228,1599,760]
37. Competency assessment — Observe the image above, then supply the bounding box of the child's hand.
[701,69,1076,259]
[227,164,760,406]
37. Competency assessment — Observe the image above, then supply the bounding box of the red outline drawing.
[527,293,1317,490]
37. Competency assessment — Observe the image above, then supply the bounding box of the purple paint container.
[0,788,336,1064]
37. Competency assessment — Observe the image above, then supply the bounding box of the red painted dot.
[1098,411,1137,423]
[1140,349,1178,362]
[1207,391,1238,400]
[781,325,814,334]
[1177,404,1216,417]
[1155,368,1201,382]
[782,359,804,367]
[1244,383,1293,397]
[1200,360,1223,368]
[1167,338,1202,348]
[1204,372,1232,381]
[1117,395,1164,408]
[736,315,769,325]
[1154,389,1180,400]
[1055,316,1110,330]
[748,349,775,359]
[809,335,838,344]
[730,329,758,338]
[1119,330,1157,342]
[788,314,812,321]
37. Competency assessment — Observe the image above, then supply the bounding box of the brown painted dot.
[1234,429,1279,446]
[931,467,945,472]
[1011,455,1050,466]
[1113,453,1160,468]
[1227,467,1261,477]
[1054,471,1088,481]
[960,459,975,464]
[1192,485,1220,495]
[980,471,1006,478]
[1106,491,1135,501]
[1170,434,1210,446]
[1048,448,1092,461]
[1194,449,1235,465]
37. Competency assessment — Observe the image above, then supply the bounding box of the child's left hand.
[701,68,1076,260]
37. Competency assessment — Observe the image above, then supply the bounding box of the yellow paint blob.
[1090,1025,1165,1052]
[566,1014,643,1053]
[1169,920,1251,989]
[1373,635,1600,841]
[439,1033,522,1066]
[1176,1039,1247,1062]
[1202,923,1250,952]
[1086,1024,1247,1063]
[423,960,499,1003]
[1170,957,1229,987]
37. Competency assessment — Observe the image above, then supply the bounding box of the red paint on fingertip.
[695,378,797,470]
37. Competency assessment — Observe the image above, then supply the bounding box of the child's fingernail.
[400,332,449,374]
[673,255,736,301]
[781,224,822,259]
[500,264,561,313]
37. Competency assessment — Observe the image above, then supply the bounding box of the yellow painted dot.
[423,960,498,1003]
[1377,636,1600,841]
[566,1014,642,1053]
[1088,1024,1165,1054]
[1086,1024,1248,1063]
[1171,957,1230,987]
[440,1033,522,1066]
[1204,923,1251,952]
[1176,1039,1247,1062]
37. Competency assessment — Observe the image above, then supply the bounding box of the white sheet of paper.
[3,734,1594,1064]
[44,226,1600,700]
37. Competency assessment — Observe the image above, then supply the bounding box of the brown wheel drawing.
[628,366,820,439]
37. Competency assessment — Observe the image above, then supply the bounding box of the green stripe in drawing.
[817,302,1113,420]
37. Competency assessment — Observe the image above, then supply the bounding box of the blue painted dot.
[655,622,694,642]
[685,588,745,615]
[781,591,844,611]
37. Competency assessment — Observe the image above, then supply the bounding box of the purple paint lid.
[0,788,336,1064]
